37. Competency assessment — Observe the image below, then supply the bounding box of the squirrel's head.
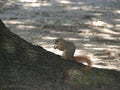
[54,38,64,49]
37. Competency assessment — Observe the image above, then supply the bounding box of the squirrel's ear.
[54,38,61,44]
[59,37,64,40]
[54,37,64,43]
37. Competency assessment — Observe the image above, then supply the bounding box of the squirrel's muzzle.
[54,44,57,49]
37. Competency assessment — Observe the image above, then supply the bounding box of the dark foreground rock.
[0,20,120,90]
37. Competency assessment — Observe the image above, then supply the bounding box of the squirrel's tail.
[74,56,92,70]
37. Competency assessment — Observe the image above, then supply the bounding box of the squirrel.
[54,38,92,70]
